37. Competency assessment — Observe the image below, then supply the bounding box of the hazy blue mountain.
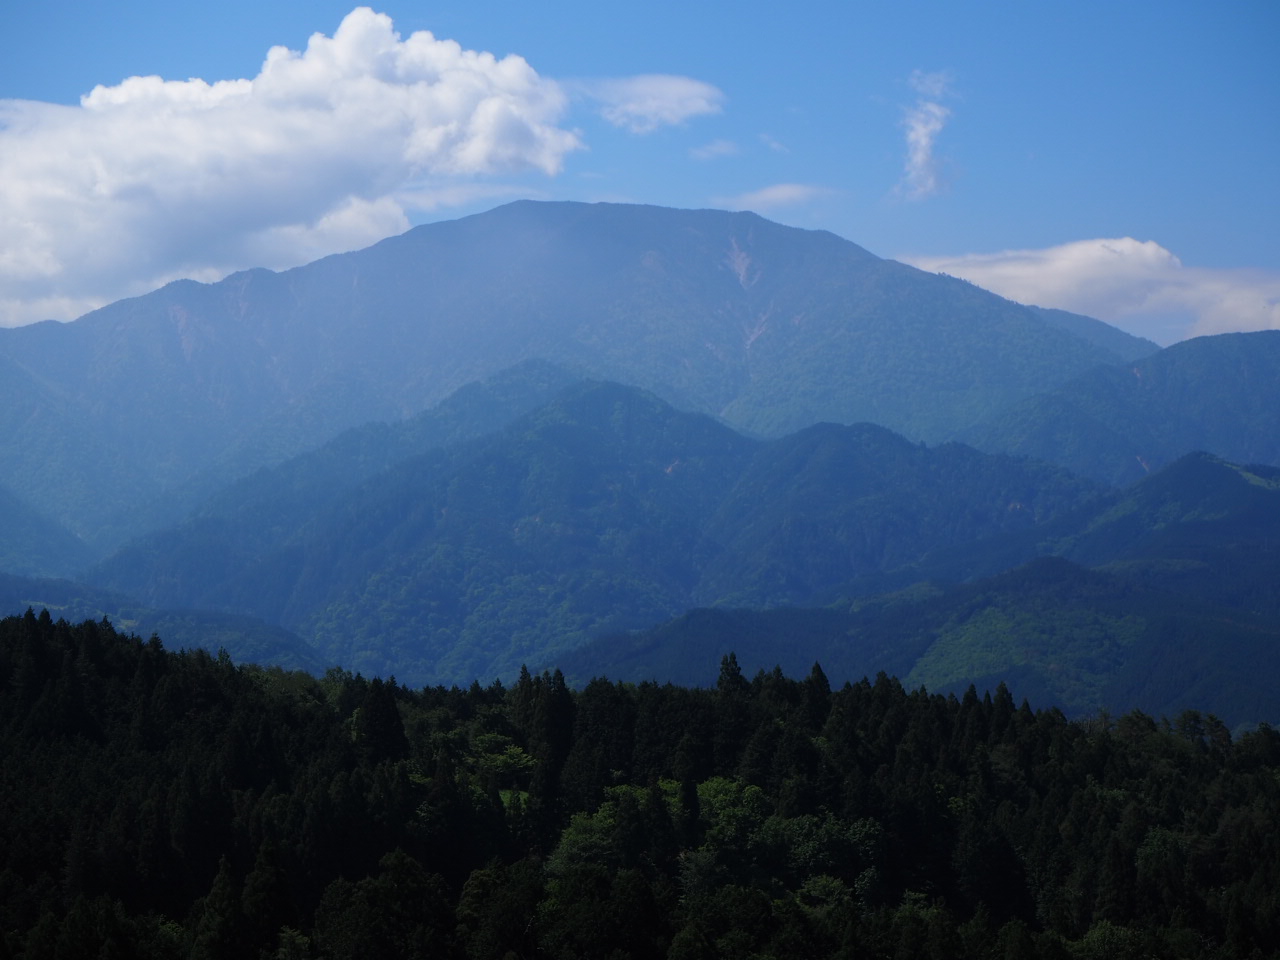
[0,483,93,578]
[1028,305,1159,361]
[692,422,1097,608]
[1051,452,1280,618]
[966,330,1280,485]
[555,451,1280,726]
[86,361,587,607]
[0,200,1141,552]
[91,380,1099,686]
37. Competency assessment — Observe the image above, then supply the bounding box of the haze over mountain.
[3,199,1278,728]
[0,200,1152,553]
[89,378,1103,687]
[82,367,1280,724]
[0,483,93,578]
[965,330,1280,486]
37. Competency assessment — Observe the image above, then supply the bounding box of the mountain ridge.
[0,199,1147,552]
[88,378,1102,686]
[965,330,1280,484]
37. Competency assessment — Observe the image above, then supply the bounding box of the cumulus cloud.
[898,69,953,200]
[717,183,830,211]
[0,8,724,326]
[906,238,1280,343]
[583,74,724,133]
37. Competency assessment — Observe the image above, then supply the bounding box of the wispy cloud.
[759,133,789,154]
[717,183,830,211]
[906,238,1280,343]
[0,7,585,326]
[690,138,738,160]
[581,74,724,134]
[898,69,953,200]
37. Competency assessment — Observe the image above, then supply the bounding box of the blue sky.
[2,1,1277,342]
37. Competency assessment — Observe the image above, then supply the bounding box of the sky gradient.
[2,0,1277,343]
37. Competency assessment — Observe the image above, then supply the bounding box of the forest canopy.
[2,609,1278,959]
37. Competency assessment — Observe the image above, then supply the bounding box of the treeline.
[2,610,1279,958]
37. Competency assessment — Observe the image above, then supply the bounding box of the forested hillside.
[557,556,1280,729]
[2,610,1277,959]
[965,331,1280,485]
[0,572,322,674]
[90,380,1100,686]
[0,483,92,578]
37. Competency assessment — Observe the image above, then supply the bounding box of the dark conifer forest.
[3,609,1279,959]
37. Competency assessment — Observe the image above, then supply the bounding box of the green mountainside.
[558,556,1280,729]
[557,451,1280,726]
[0,482,93,577]
[692,422,1093,607]
[82,374,1280,719]
[1028,305,1159,361]
[82,360,583,609]
[89,380,1100,687]
[1,200,1275,734]
[0,200,1142,553]
[966,330,1280,485]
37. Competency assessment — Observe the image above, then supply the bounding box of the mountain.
[0,200,1143,553]
[965,330,1280,485]
[555,556,1280,729]
[555,451,1280,727]
[90,380,1100,686]
[100,360,584,599]
[1028,305,1158,361]
[1052,452,1280,617]
[0,482,93,578]
[689,421,1095,607]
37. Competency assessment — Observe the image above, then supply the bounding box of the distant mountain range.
[76,368,1280,728]
[2,199,1278,726]
[558,453,1280,728]
[0,200,1155,553]
[86,374,1107,686]
[964,330,1280,486]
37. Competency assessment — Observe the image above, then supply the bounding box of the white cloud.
[0,7,585,326]
[898,69,953,200]
[690,138,738,160]
[905,238,1280,343]
[583,75,724,133]
[717,183,830,211]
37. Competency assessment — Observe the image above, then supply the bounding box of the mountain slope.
[90,380,1099,686]
[693,422,1095,607]
[556,451,1280,726]
[0,200,1140,550]
[0,483,93,578]
[1029,306,1158,361]
[966,331,1280,485]
[555,556,1280,728]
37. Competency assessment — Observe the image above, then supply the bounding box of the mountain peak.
[0,199,1155,551]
